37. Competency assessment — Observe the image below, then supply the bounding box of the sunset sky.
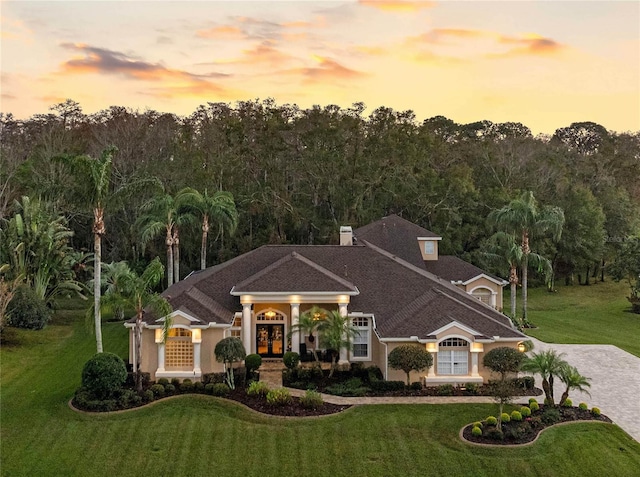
[1,0,638,134]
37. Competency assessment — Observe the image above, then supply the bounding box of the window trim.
[437,337,469,375]
[351,316,371,361]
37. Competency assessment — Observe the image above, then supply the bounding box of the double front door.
[256,324,284,358]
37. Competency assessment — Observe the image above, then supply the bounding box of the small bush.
[300,390,324,409]
[579,402,588,410]
[529,401,540,412]
[473,421,483,428]
[171,378,180,387]
[510,410,523,421]
[247,381,270,397]
[520,406,531,417]
[150,383,165,398]
[528,398,538,404]
[366,366,384,382]
[541,407,561,425]
[81,352,127,399]
[205,383,215,395]
[283,351,300,369]
[325,383,368,397]
[180,379,194,393]
[486,416,498,426]
[117,389,139,408]
[142,389,154,403]
[211,383,230,396]
[266,388,292,406]
[157,378,169,386]
[369,380,405,392]
[409,381,423,391]
[591,407,601,417]
[486,428,504,441]
[562,398,573,407]
[194,381,204,393]
[501,412,511,423]
[464,383,479,395]
[6,286,52,330]
[471,426,483,437]
[164,384,176,395]
[437,384,454,396]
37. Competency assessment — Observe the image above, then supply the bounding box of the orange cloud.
[196,25,246,39]
[213,41,298,68]
[353,45,389,56]
[494,34,564,57]
[283,56,368,84]
[359,0,435,12]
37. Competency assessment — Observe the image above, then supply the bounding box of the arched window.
[471,287,493,306]
[437,338,469,375]
[256,310,286,321]
[165,327,193,369]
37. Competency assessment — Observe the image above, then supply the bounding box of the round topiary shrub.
[194,381,205,393]
[266,388,292,406]
[164,384,176,395]
[150,383,165,398]
[528,398,538,405]
[211,383,230,396]
[510,410,523,421]
[579,402,588,410]
[171,378,180,387]
[283,352,300,370]
[473,421,483,429]
[501,412,511,423]
[471,426,483,437]
[591,407,601,417]
[6,286,52,330]
[157,378,169,386]
[245,353,262,373]
[205,383,215,395]
[520,406,531,417]
[143,389,154,403]
[180,379,194,393]
[81,352,127,399]
[486,416,498,426]
[530,401,540,412]
[562,398,573,407]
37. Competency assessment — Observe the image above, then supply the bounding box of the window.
[230,316,241,338]
[256,310,285,321]
[166,328,193,368]
[437,338,468,375]
[471,288,492,306]
[424,241,435,254]
[351,317,370,360]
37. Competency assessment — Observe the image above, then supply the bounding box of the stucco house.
[126,215,526,385]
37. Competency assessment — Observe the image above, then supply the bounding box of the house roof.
[139,238,523,341]
[424,255,506,284]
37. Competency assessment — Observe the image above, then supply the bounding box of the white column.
[490,292,497,309]
[338,303,349,364]
[290,303,300,354]
[242,303,252,355]
[193,342,201,375]
[471,351,479,377]
[157,344,165,372]
[428,352,437,377]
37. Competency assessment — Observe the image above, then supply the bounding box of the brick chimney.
[339,226,353,245]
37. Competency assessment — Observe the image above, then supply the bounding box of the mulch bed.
[462,405,612,445]
[226,388,351,417]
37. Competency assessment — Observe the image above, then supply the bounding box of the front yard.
[1,300,639,477]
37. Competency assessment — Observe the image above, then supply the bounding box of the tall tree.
[288,305,326,361]
[489,191,564,323]
[317,309,359,377]
[101,258,171,391]
[178,188,238,269]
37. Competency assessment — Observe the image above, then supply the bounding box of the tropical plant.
[0,276,21,333]
[521,349,568,406]
[609,237,640,313]
[317,309,359,377]
[557,364,591,407]
[489,191,564,324]
[388,344,433,385]
[482,346,525,381]
[100,257,172,391]
[288,305,326,361]
[214,337,246,389]
[176,188,238,269]
[5,285,52,330]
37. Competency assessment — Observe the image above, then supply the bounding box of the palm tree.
[489,191,564,323]
[288,305,326,361]
[317,309,359,377]
[178,188,238,270]
[101,258,172,392]
[557,364,591,407]
[137,189,195,288]
[521,349,567,406]
[483,231,552,324]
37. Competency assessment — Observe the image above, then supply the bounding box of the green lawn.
[1,301,639,477]
[523,280,640,357]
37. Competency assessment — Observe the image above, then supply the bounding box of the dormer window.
[424,241,435,255]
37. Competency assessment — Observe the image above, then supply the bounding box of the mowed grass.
[2,301,639,477]
[524,280,640,357]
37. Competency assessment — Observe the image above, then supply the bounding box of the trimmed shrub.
[211,383,230,396]
[464,383,479,395]
[171,378,180,387]
[501,412,511,423]
[157,378,169,386]
[520,406,531,417]
[471,426,483,437]
[283,351,300,369]
[482,346,525,381]
[388,344,433,385]
[562,398,573,407]
[245,353,262,372]
[247,381,270,397]
[369,380,405,392]
[529,401,540,412]
[164,384,176,395]
[473,421,483,428]
[6,286,52,330]
[81,352,127,399]
[591,407,601,417]
[409,381,423,391]
[579,402,588,411]
[266,388,292,406]
[528,398,538,404]
[487,428,504,441]
[117,389,139,409]
[180,379,194,393]
[205,383,216,395]
[437,384,454,396]
[194,381,204,393]
[510,410,523,421]
[142,389,154,403]
[486,416,498,426]
[300,389,324,409]
[366,366,384,382]
[541,407,561,425]
[150,384,165,398]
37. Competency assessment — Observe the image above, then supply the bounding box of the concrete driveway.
[528,338,640,442]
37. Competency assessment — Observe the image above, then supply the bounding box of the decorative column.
[490,291,497,309]
[290,303,300,354]
[193,329,202,376]
[470,343,483,377]
[242,303,252,355]
[155,329,165,373]
[338,303,349,364]
[426,343,437,377]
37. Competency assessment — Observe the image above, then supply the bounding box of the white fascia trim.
[430,320,482,338]
[230,288,360,297]
[493,337,526,342]
[155,310,201,324]
[155,370,202,379]
[379,337,423,343]
[461,274,508,287]
[417,237,442,241]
